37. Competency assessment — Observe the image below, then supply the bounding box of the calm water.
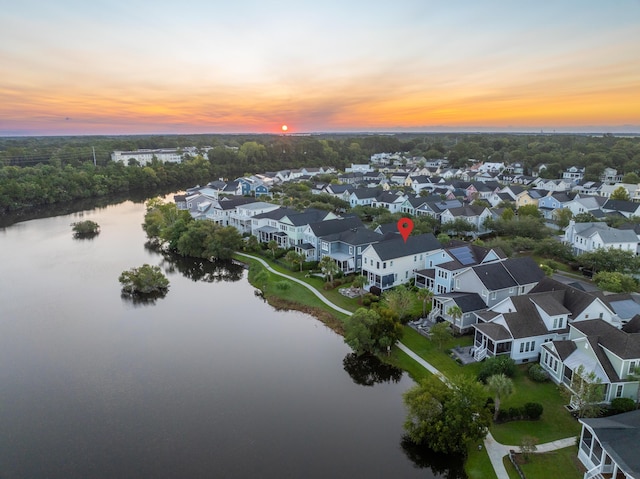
[0,200,464,478]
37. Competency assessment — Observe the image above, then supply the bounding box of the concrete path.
[483,431,577,479]
[236,252,578,479]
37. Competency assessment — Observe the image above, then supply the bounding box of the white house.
[564,221,638,256]
[361,233,442,291]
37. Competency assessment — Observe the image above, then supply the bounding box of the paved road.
[236,252,578,479]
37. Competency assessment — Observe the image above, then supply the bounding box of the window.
[553,318,558,329]
[357,247,361,254]
[383,262,387,269]
[615,385,623,398]
[377,261,380,269]
[364,258,367,265]
[520,343,525,353]
[414,255,417,262]
[490,291,497,300]
[349,246,354,254]
[390,261,393,266]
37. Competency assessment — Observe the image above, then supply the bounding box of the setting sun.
[281,125,288,132]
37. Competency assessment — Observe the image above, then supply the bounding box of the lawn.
[465,440,497,479]
[491,366,581,445]
[505,446,584,479]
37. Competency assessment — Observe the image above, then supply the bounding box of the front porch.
[472,324,513,362]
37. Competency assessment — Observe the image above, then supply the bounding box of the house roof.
[603,199,640,213]
[470,257,544,291]
[370,233,441,261]
[571,319,640,360]
[217,197,258,210]
[530,277,606,318]
[308,216,363,237]
[283,209,332,226]
[436,292,487,313]
[444,204,488,218]
[322,227,382,246]
[547,340,577,360]
[474,322,512,341]
[253,207,299,220]
[580,410,640,478]
[502,295,556,339]
[529,291,572,316]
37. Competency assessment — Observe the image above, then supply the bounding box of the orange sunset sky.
[1,0,639,135]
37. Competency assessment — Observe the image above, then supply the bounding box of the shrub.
[528,363,550,382]
[610,398,636,415]
[524,402,544,420]
[274,281,291,291]
[477,356,517,383]
[71,220,100,236]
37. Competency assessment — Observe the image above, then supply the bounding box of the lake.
[0,199,464,478]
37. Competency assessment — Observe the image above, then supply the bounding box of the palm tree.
[416,288,434,318]
[446,305,463,330]
[285,250,305,272]
[351,274,368,299]
[267,240,279,258]
[486,373,514,421]
[319,255,339,284]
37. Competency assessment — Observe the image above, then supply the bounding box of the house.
[600,167,623,184]
[537,192,573,220]
[541,319,640,407]
[431,292,490,333]
[566,195,608,217]
[602,199,640,218]
[300,216,364,261]
[251,207,299,244]
[453,256,545,308]
[361,233,442,291]
[578,409,640,479]
[563,166,585,183]
[276,209,338,247]
[535,178,573,192]
[440,205,493,237]
[472,277,617,363]
[315,227,383,273]
[203,196,258,225]
[415,242,506,294]
[563,221,638,256]
[347,188,382,208]
[228,201,280,234]
[371,191,407,213]
[416,197,463,220]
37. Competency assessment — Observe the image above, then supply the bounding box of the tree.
[403,375,491,454]
[446,305,463,331]
[610,186,631,201]
[569,365,605,418]
[486,373,514,421]
[578,248,640,275]
[519,436,538,462]
[285,250,305,272]
[267,240,279,258]
[430,321,453,349]
[119,264,170,295]
[71,220,100,236]
[381,285,415,323]
[501,208,515,221]
[593,271,639,293]
[416,288,434,318]
[319,255,339,284]
[208,225,243,260]
[343,307,403,356]
[622,172,640,184]
[441,218,477,237]
[517,204,542,218]
[553,208,573,229]
[351,274,368,299]
[574,212,598,223]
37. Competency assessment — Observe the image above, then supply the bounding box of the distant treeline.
[1,133,639,212]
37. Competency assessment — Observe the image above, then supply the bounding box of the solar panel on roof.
[449,246,476,265]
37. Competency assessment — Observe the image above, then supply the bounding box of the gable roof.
[282,208,332,226]
[444,204,488,217]
[530,277,608,318]
[436,292,487,313]
[471,256,544,290]
[322,227,382,246]
[571,319,640,360]
[308,216,363,237]
[369,233,442,261]
[580,410,640,478]
[603,199,640,213]
[253,207,299,220]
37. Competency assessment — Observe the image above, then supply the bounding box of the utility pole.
[92,147,96,166]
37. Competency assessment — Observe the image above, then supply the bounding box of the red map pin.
[397,218,414,243]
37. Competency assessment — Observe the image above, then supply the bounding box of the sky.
[1,0,639,136]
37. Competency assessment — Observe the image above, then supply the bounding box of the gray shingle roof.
[581,410,640,477]
[471,257,544,291]
[474,322,512,341]
[370,233,441,261]
[530,277,604,318]
[572,319,640,360]
[308,216,363,237]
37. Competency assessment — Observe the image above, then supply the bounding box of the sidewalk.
[236,253,577,479]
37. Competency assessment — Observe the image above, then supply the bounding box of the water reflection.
[400,437,467,479]
[72,232,99,240]
[342,352,403,386]
[145,242,244,283]
[120,290,167,307]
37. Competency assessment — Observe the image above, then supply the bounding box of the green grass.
[465,440,498,479]
[516,446,584,479]
[491,366,581,445]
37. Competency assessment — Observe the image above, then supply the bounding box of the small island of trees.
[71,220,100,237]
[119,264,170,296]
